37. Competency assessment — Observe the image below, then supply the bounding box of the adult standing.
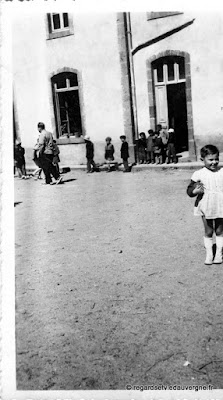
[37,122,62,185]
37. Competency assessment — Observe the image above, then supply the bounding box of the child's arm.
[187,180,204,197]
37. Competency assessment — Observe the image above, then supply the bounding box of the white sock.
[214,236,223,263]
[203,237,213,264]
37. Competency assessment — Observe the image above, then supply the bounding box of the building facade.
[13,11,223,165]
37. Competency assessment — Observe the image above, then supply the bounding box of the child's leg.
[17,166,23,178]
[202,217,214,264]
[213,218,223,263]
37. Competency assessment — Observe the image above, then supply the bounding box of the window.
[52,72,83,138]
[147,12,183,21]
[47,13,74,39]
[153,56,185,84]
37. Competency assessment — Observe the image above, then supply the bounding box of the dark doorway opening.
[167,82,188,152]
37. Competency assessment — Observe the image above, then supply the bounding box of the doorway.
[152,55,189,153]
[167,83,188,152]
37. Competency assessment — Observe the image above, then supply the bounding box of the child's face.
[121,138,125,142]
[106,139,111,144]
[203,153,219,171]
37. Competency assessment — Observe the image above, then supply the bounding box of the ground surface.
[15,168,223,390]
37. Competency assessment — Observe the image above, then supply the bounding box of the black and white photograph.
[1,0,223,398]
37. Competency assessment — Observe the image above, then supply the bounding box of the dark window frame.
[51,72,83,138]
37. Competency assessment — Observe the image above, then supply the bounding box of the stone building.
[13,11,223,165]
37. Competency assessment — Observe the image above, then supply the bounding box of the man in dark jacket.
[120,135,130,172]
[85,136,96,173]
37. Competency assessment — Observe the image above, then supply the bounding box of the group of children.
[137,125,177,165]
[85,135,131,173]
[14,134,223,265]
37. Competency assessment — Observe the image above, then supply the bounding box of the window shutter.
[47,14,52,33]
[155,85,168,127]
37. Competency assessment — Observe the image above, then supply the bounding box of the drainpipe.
[125,12,139,146]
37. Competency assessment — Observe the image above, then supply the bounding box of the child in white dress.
[187,145,223,265]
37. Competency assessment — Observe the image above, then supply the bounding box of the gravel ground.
[14,168,223,390]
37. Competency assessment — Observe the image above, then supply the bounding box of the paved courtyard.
[15,168,223,390]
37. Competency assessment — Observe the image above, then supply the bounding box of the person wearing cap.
[167,128,177,164]
[120,135,130,172]
[85,136,96,173]
[104,137,115,172]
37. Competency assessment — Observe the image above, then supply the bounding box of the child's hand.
[192,181,205,195]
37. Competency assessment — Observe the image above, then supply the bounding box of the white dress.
[191,167,223,219]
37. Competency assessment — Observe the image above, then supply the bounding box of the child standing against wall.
[85,136,97,173]
[120,135,130,172]
[146,129,155,164]
[187,145,223,265]
[167,128,177,164]
[153,131,162,164]
[105,137,115,172]
[137,132,147,164]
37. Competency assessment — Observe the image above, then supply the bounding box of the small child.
[85,136,96,173]
[146,129,155,164]
[105,137,115,172]
[52,139,60,174]
[33,138,42,179]
[14,141,28,179]
[137,132,147,164]
[167,128,177,164]
[120,135,130,172]
[187,145,223,265]
[153,131,162,164]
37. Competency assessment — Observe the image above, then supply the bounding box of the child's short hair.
[200,144,219,159]
[148,129,154,134]
[105,136,112,141]
[120,135,126,140]
[37,122,45,129]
